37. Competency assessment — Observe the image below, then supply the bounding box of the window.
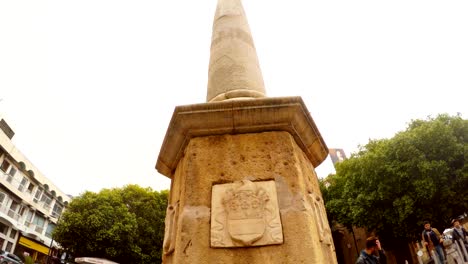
[41,193,52,209]
[33,214,45,226]
[0,222,8,235]
[0,193,5,205]
[18,177,28,192]
[9,201,18,212]
[24,210,34,226]
[19,205,26,216]
[27,183,35,193]
[52,204,63,218]
[34,189,43,203]
[8,201,19,219]
[33,214,45,233]
[7,167,16,176]
[5,241,12,252]
[45,223,56,238]
[0,160,9,172]
[6,167,16,183]
[9,229,16,239]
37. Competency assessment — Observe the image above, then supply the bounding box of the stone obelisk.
[156,0,337,263]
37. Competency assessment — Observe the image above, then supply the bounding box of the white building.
[0,118,71,263]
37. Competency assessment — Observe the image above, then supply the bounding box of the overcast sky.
[0,0,466,196]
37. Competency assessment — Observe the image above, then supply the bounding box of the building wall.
[0,119,70,262]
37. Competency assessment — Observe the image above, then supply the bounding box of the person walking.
[452,219,468,244]
[452,219,468,260]
[356,236,387,264]
[421,221,445,264]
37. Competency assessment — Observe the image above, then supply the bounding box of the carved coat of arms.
[211,180,283,248]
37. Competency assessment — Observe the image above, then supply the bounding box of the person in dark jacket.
[452,219,468,242]
[421,221,445,263]
[356,236,387,264]
[452,219,468,260]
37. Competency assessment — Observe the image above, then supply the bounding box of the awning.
[18,236,49,255]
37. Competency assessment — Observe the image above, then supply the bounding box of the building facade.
[0,118,70,263]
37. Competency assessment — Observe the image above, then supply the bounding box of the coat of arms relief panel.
[211,180,283,248]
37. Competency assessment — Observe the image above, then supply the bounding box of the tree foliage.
[322,114,467,241]
[54,185,168,263]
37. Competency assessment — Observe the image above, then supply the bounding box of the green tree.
[54,185,168,264]
[322,114,467,241]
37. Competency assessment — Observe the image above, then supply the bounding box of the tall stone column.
[207,0,266,102]
[156,1,337,263]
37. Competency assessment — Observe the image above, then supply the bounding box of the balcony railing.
[0,204,21,221]
[1,172,66,217]
[6,209,21,221]
[1,172,42,205]
[1,172,34,203]
[1,171,19,188]
[51,211,61,219]
[35,226,44,234]
[23,221,46,236]
[42,203,51,211]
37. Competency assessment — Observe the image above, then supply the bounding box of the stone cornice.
[156,96,328,178]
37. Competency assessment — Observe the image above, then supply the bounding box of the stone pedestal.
[158,97,337,264]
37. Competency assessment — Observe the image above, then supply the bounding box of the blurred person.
[356,236,387,264]
[23,252,33,264]
[452,219,468,243]
[452,218,468,260]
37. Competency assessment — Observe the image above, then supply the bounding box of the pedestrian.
[355,236,387,264]
[452,219,468,258]
[452,219,468,243]
[421,220,445,263]
[23,252,33,264]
